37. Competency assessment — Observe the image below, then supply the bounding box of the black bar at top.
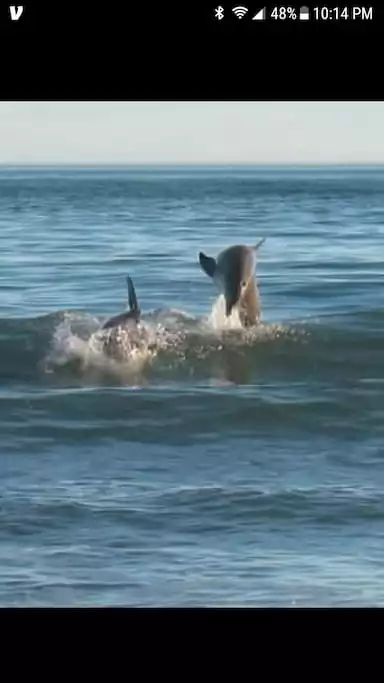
[0,5,383,99]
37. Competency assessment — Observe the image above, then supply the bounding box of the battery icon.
[299,6,310,20]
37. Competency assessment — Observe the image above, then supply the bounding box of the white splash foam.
[204,295,296,344]
[206,294,243,330]
[46,315,92,368]
[43,300,305,385]
[45,310,184,382]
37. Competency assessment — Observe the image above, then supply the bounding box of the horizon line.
[1,161,384,167]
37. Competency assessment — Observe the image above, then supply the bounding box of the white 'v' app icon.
[9,6,24,21]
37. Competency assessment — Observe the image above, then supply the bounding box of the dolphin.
[198,238,265,327]
[102,275,140,330]
[99,276,154,363]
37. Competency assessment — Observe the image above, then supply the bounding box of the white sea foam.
[43,297,301,385]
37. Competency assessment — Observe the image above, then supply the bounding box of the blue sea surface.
[0,165,384,606]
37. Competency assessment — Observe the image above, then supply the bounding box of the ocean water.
[1,165,384,607]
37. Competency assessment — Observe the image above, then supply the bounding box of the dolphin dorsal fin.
[199,252,217,278]
[126,276,139,314]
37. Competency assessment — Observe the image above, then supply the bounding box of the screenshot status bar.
[0,5,376,26]
[213,6,374,21]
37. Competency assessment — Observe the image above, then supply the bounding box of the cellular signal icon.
[252,7,265,20]
[232,6,248,19]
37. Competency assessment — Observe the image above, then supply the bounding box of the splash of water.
[206,294,243,331]
[43,296,304,385]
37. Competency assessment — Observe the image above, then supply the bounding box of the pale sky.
[1,101,384,164]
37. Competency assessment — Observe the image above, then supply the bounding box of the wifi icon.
[232,5,248,18]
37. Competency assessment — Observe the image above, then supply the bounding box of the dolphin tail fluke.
[199,252,217,278]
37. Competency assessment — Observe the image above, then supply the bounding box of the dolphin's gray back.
[102,310,138,330]
[217,245,256,281]
[217,245,260,326]
[217,244,256,282]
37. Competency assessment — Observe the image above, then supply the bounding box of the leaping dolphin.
[198,238,266,327]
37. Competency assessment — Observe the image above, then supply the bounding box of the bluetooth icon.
[214,6,224,20]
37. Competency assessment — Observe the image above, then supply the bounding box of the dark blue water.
[1,165,384,606]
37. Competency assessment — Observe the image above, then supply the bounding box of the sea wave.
[0,296,383,388]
